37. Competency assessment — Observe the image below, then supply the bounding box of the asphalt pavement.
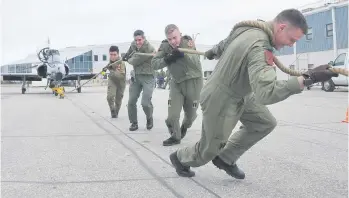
[1,84,348,198]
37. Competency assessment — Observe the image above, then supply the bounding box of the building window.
[326,23,333,37]
[79,55,83,62]
[306,28,313,40]
[94,55,98,61]
[103,55,107,61]
[85,55,92,62]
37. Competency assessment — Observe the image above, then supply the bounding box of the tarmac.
[1,84,348,198]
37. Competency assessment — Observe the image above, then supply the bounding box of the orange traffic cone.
[342,108,349,123]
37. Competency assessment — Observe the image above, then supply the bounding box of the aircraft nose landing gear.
[21,76,27,94]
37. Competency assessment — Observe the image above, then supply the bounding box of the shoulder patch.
[264,50,274,66]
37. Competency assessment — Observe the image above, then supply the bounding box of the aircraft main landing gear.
[76,76,82,93]
[21,76,27,94]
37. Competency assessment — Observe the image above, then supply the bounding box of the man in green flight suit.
[152,24,203,146]
[169,9,339,178]
[123,30,156,131]
[104,45,126,118]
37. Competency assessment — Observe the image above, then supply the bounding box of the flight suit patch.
[264,50,274,66]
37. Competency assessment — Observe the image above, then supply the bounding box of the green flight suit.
[176,23,303,167]
[163,70,171,89]
[106,59,126,116]
[151,36,203,140]
[125,40,156,123]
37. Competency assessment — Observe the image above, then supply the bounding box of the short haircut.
[133,30,144,37]
[165,24,179,35]
[109,45,119,53]
[274,9,308,34]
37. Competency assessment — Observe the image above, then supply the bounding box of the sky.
[1,0,323,65]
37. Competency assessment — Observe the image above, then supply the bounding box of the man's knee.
[106,94,114,102]
[141,95,152,107]
[115,92,124,100]
[128,93,139,105]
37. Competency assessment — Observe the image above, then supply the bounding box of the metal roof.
[300,0,348,16]
[3,47,91,66]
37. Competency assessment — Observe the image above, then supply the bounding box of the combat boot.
[169,151,195,177]
[180,125,187,139]
[163,137,180,146]
[146,117,153,130]
[129,122,138,131]
[111,110,117,118]
[212,156,245,179]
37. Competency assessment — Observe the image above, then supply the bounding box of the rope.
[69,59,124,92]
[117,23,349,78]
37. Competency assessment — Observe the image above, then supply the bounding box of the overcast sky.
[1,0,321,65]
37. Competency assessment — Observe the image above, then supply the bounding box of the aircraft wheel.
[21,88,26,94]
[77,87,81,93]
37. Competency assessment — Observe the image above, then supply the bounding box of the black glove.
[163,48,184,64]
[122,55,129,61]
[302,64,339,84]
[102,67,107,72]
[164,54,177,64]
[204,49,215,60]
[171,48,184,58]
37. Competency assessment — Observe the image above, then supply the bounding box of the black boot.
[111,110,117,118]
[163,137,180,146]
[180,125,187,139]
[212,156,245,179]
[169,151,195,177]
[129,122,138,131]
[146,117,153,130]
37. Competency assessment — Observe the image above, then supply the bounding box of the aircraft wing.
[1,73,43,81]
[62,73,99,81]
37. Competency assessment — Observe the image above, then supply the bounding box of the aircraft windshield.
[48,50,61,63]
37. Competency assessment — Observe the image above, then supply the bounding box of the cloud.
[2,0,319,64]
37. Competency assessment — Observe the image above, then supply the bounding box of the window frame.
[306,27,313,40]
[325,23,333,37]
